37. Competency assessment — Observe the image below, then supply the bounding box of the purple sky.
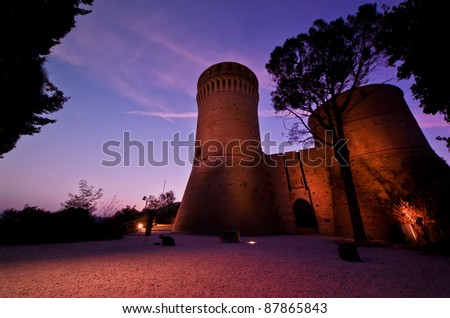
[1,0,448,212]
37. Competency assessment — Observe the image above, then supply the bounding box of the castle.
[173,61,450,242]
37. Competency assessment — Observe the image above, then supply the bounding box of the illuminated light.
[137,223,143,230]
[247,240,258,245]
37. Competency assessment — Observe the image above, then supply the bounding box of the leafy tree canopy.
[0,0,93,158]
[380,0,450,121]
[379,0,450,150]
[266,3,383,145]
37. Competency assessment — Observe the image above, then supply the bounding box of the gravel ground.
[0,233,449,298]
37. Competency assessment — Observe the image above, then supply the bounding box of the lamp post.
[142,196,149,209]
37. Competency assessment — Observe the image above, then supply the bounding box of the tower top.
[197,61,258,89]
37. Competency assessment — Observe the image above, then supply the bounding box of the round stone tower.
[309,84,450,241]
[173,62,280,235]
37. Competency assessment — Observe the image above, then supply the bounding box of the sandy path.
[0,234,449,297]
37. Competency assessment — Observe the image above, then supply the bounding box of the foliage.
[379,0,450,151]
[392,197,442,245]
[155,202,180,224]
[392,198,436,226]
[143,190,176,210]
[0,205,121,245]
[97,195,122,218]
[113,205,140,223]
[111,205,141,234]
[0,206,52,244]
[0,0,93,158]
[266,4,383,242]
[0,180,134,245]
[266,3,383,143]
[436,136,450,153]
[61,179,103,213]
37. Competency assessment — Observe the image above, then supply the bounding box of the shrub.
[0,205,122,245]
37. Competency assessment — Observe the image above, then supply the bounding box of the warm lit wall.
[173,62,281,235]
[174,62,449,241]
[269,149,335,236]
[314,85,448,241]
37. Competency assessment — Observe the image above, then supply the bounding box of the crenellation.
[196,62,259,104]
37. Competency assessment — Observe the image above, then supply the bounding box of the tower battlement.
[197,61,259,103]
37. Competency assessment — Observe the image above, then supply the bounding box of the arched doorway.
[293,198,316,228]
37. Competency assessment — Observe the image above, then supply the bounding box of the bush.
[0,206,53,244]
[111,205,142,234]
[155,202,180,224]
[0,205,122,245]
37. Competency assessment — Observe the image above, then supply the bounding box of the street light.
[137,223,143,235]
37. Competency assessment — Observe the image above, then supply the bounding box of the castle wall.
[266,149,335,236]
[317,85,447,241]
[174,61,449,242]
[299,148,335,236]
[264,154,298,234]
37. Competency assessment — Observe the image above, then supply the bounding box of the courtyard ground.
[0,231,449,298]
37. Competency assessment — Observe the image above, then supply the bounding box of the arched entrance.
[293,198,316,228]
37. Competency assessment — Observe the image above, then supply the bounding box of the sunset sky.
[1,0,448,212]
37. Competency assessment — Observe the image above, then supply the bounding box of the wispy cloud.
[126,111,197,119]
[49,0,283,117]
[49,4,204,111]
[137,29,210,68]
[127,109,281,119]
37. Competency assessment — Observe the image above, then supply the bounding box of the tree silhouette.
[0,0,93,158]
[266,4,383,242]
[143,190,176,210]
[62,179,103,214]
[379,0,450,150]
